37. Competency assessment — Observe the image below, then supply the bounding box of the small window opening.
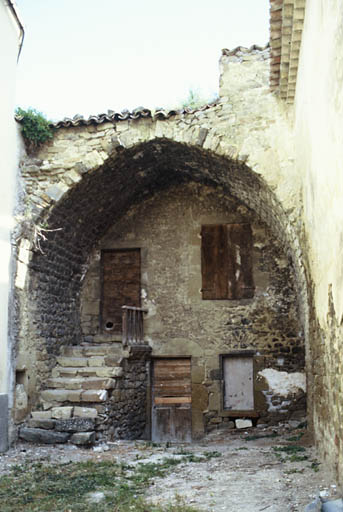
[16,369,27,386]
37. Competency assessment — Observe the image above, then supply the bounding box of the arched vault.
[28,138,308,357]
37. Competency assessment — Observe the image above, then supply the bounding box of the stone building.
[4,0,343,485]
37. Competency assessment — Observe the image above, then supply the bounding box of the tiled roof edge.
[15,101,220,129]
[221,43,270,56]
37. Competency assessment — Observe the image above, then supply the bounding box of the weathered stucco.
[294,0,343,482]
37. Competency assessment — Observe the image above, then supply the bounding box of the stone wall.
[13,46,310,442]
[81,183,305,435]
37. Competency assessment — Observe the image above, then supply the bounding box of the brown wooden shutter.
[201,225,228,299]
[101,249,141,332]
[201,224,254,300]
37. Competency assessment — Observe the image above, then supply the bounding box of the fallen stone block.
[19,427,70,444]
[70,431,95,445]
[235,419,253,429]
[55,418,95,432]
[73,406,98,418]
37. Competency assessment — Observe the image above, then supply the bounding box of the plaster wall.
[0,0,22,450]
[294,0,343,480]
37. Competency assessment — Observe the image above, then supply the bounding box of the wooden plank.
[151,358,192,442]
[154,385,192,397]
[154,396,191,405]
[201,225,228,299]
[201,223,254,300]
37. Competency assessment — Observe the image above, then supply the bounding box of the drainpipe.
[6,0,25,61]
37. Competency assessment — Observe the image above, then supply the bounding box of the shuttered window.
[201,224,254,300]
[101,249,141,332]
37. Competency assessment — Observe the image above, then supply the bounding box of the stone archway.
[17,138,310,442]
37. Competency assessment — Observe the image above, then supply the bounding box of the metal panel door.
[223,356,254,410]
[152,359,192,442]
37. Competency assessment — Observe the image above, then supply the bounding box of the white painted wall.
[295,0,343,324]
[0,0,22,448]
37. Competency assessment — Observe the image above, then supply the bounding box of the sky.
[14,0,270,122]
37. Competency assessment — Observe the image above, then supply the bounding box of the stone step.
[19,427,95,445]
[56,355,123,368]
[40,388,108,403]
[51,366,123,378]
[32,406,98,420]
[60,343,125,358]
[46,376,116,390]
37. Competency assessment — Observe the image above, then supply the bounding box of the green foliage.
[0,458,201,512]
[181,88,217,110]
[16,107,54,152]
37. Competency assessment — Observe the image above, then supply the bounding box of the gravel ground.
[0,424,339,511]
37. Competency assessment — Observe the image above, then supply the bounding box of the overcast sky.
[14,0,269,121]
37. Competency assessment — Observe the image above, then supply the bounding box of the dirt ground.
[0,424,339,511]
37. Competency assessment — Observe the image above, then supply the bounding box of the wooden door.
[101,249,141,333]
[152,358,192,442]
[223,356,254,410]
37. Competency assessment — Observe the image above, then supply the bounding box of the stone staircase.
[19,341,127,445]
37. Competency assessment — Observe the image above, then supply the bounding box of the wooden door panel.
[151,407,172,443]
[174,405,192,442]
[152,358,192,442]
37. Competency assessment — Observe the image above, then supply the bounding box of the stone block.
[19,427,70,444]
[192,384,208,410]
[88,356,105,367]
[57,357,88,367]
[81,389,108,402]
[0,394,8,453]
[31,410,52,420]
[81,378,115,390]
[51,406,73,419]
[47,377,83,390]
[70,431,96,445]
[73,406,98,418]
[41,389,70,402]
[235,419,253,429]
[55,418,95,432]
[96,367,123,378]
[191,366,205,384]
[28,419,55,430]
[67,390,82,402]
